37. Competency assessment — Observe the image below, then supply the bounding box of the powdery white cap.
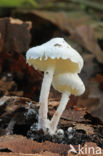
[56,129,64,137]
[57,129,64,134]
[52,73,85,96]
[26,38,83,73]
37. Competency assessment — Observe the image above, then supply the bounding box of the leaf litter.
[0,96,103,155]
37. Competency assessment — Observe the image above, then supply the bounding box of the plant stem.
[38,66,54,132]
[50,92,70,134]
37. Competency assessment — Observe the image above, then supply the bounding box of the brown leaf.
[0,96,36,113]
[62,109,87,123]
[0,152,60,156]
[0,76,23,97]
[0,17,31,53]
[39,151,60,156]
[0,153,43,156]
[71,25,103,63]
[96,74,103,90]
[77,97,99,113]
[0,135,71,155]
[81,54,101,84]
[48,100,59,107]
[75,123,94,135]
[32,10,92,33]
[0,52,42,99]
[88,78,103,122]
[0,96,37,135]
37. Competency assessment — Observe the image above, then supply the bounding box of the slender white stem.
[38,66,54,132]
[50,92,70,134]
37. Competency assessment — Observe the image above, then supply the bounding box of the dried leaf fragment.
[0,135,70,155]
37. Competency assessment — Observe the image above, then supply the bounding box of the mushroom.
[50,73,85,134]
[26,38,83,133]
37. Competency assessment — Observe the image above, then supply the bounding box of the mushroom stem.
[38,66,55,131]
[50,92,70,134]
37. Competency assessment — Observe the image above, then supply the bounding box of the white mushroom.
[26,37,83,132]
[56,129,64,139]
[50,73,85,134]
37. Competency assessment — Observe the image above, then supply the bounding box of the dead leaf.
[71,25,103,63]
[32,10,93,33]
[0,135,70,155]
[96,74,103,90]
[62,109,87,123]
[48,100,59,107]
[0,95,36,113]
[0,96,11,106]
[88,78,103,122]
[0,153,43,156]
[81,54,101,84]
[0,17,31,53]
[0,52,42,99]
[0,96,38,135]
[39,151,59,156]
[0,76,23,97]
[0,151,60,156]
[75,123,94,135]
[77,97,99,113]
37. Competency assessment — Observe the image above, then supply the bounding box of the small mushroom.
[26,38,83,133]
[50,73,85,134]
[56,129,64,139]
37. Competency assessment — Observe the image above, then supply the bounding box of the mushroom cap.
[52,73,85,96]
[26,38,83,73]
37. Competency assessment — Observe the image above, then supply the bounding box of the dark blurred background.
[0,0,103,121]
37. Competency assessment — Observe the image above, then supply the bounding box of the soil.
[25,108,103,148]
[6,106,103,148]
